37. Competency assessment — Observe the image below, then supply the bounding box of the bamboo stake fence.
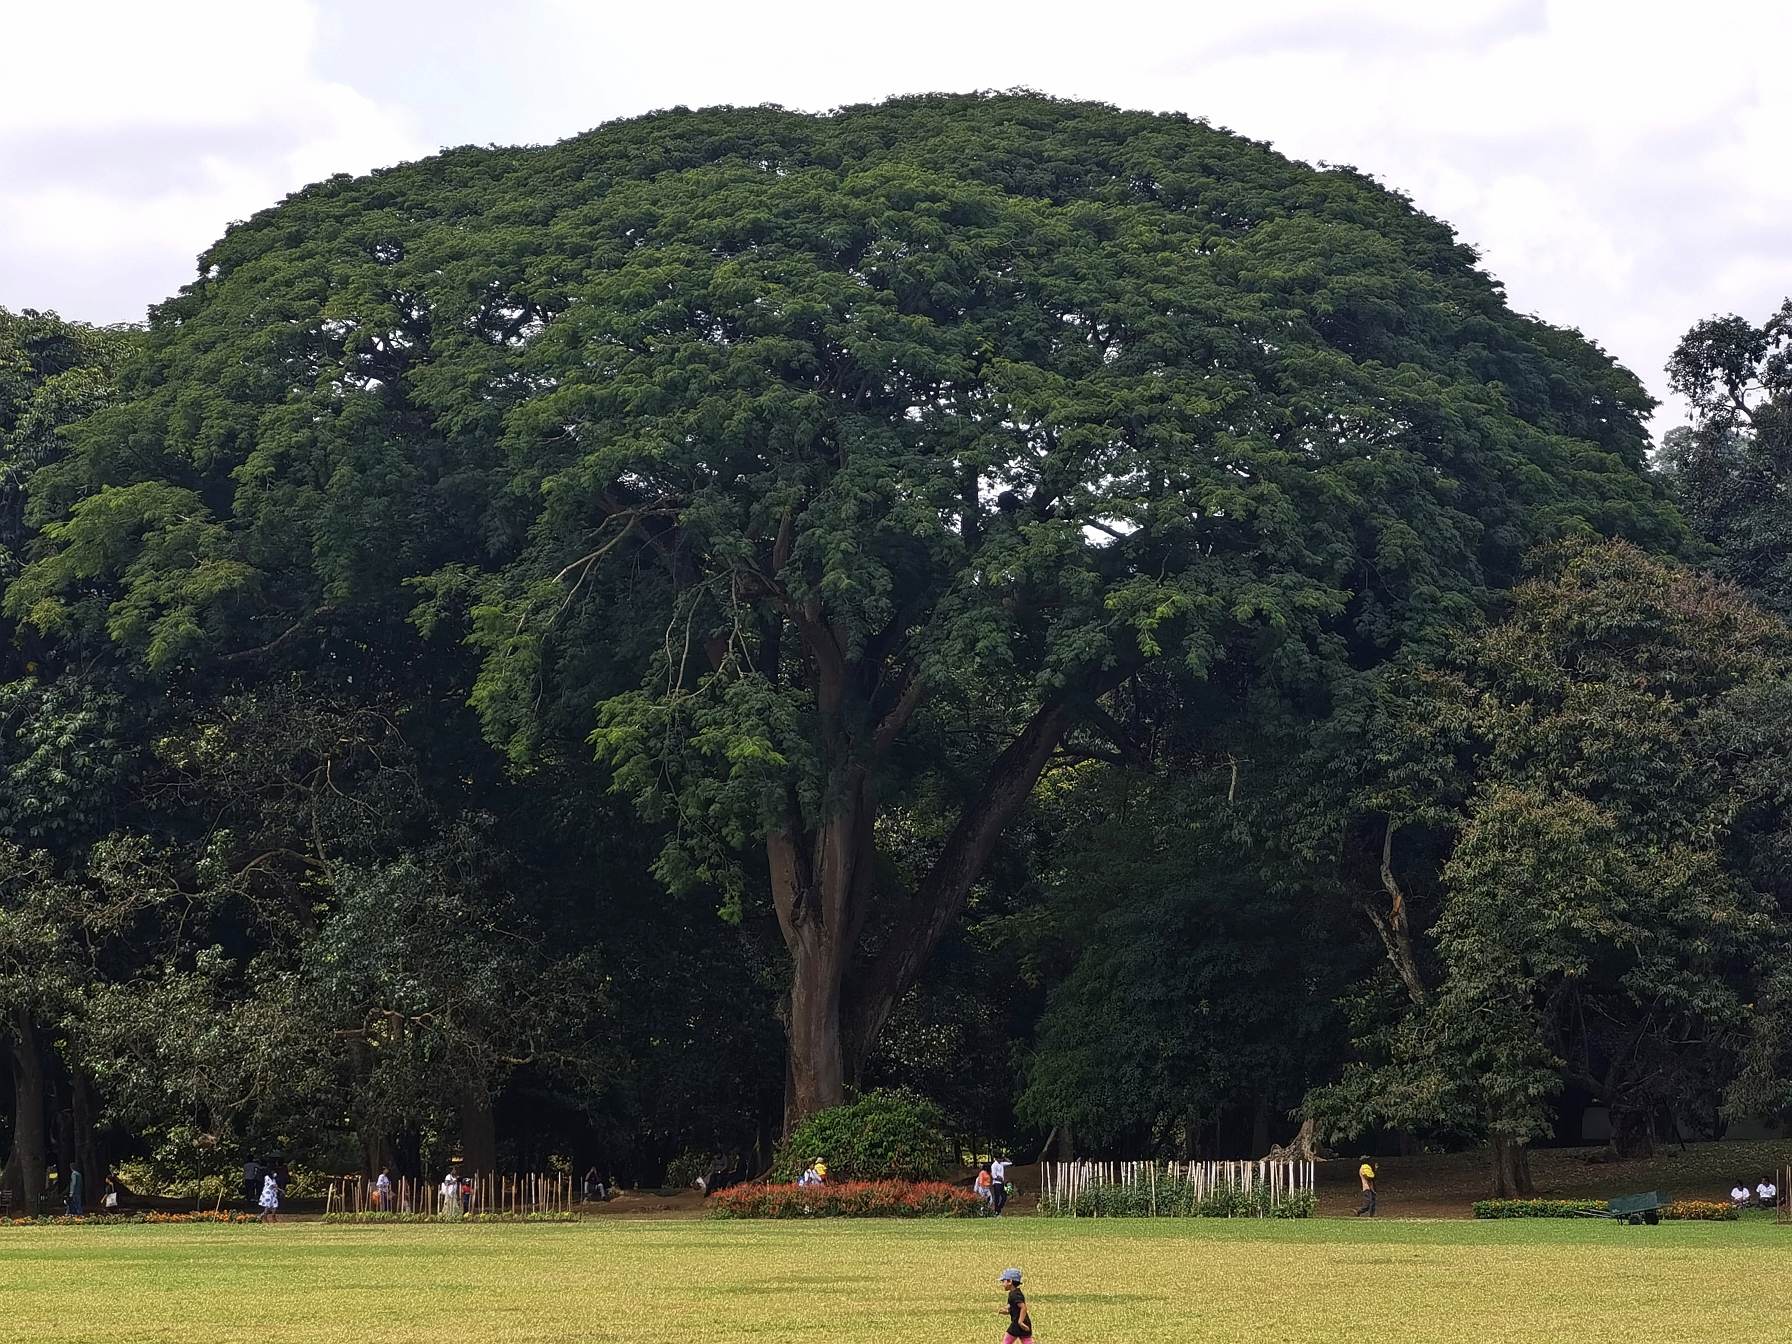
[1039,1159,1315,1217]
[322,1172,578,1218]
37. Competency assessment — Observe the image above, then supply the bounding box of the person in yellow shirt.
[1355,1157,1377,1217]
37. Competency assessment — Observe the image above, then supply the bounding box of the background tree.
[1310,540,1792,1192]
[1664,299,1792,614]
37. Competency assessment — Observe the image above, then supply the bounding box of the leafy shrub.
[1473,1199,1608,1219]
[665,1149,715,1189]
[1665,1200,1737,1221]
[706,1180,984,1219]
[771,1091,948,1183]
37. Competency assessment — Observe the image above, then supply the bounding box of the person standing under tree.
[1355,1157,1377,1217]
[997,1268,1031,1343]
[65,1165,84,1217]
[375,1167,392,1211]
[259,1171,280,1223]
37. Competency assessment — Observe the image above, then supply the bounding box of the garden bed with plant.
[3,1211,262,1226]
[706,1180,985,1219]
[1473,1199,1610,1219]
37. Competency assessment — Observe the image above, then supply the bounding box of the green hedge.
[1044,1176,1315,1219]
[1473,1199,1608,1219]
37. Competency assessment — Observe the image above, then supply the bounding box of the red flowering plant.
[707,1180,986,1219]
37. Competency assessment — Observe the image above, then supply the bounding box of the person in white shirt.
[989,1156,1011,1216]
[375,1168,392,1212]
[1731,1182,1751,1206]
[1757,1178,1778,1207]
[440,1171,461,1217]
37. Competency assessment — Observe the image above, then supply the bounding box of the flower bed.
[1472,1199,1608,1219]
[707,1180,986,1219]
[1665,1200,1738,1221]
[4,1211,260,1226]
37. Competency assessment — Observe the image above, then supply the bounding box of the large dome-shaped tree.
[10,94,1680,1124]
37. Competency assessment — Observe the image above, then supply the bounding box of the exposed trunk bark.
[1268,1117,1329,1162]
[1251,1094,1271,1160]
[840,695,1080,1081]
[771,687,1082,1130]
[1605,1104,1656,1160]
[458,1083,497,1177]
[1489,1135,1533,1197]
[5,1009,46,1212]
[1363,817,1426,1005]
[72,1071,104,1202]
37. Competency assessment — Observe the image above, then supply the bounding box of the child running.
[998,1268,1032,1343]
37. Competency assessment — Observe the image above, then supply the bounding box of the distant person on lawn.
[997,1268,1032,1343]
[375,1167,392,1211]
[989,1155,1010,1216]
[1731,1182,1751,1207]
[65,1166,84,1217]
[1355,1157,1377,1216]
[259,1171,280,1223]
[1757,1177,1777,1207]
[976,1163,993,1208]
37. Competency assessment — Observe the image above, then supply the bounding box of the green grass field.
[4,1217,1789,1343]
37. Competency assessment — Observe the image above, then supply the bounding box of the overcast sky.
[4,0,1786,430]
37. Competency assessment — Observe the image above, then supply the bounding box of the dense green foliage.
[771,1091,947,1183]
[1472,1199,1608,1219]
[7,93,1787,1211]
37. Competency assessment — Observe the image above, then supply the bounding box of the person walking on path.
[1355,1157,1377,1217]
[989,1156,1010,1216]
[375,1168,392,1212]
[975,1163,993,1209]
[997,1268,1032,1343]
[259,1171,280,1223]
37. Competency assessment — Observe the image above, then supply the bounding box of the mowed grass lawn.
[3,1217,1790,1343]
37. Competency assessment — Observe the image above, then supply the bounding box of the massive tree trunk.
[1489,1135,1533,1198]
[5,1009,46,1212]
[769,687,1079,1130]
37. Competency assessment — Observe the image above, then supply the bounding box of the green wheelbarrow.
[1579,1190,1670,1224]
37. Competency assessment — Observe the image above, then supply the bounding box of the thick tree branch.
[1364,816,1426,1005]
[841,692,1080,1074]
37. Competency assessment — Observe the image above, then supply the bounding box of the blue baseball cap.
[1000,1268,1023,1283]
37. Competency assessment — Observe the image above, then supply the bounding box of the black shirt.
[1007,1288,1031,1339]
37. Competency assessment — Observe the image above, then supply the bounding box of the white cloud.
[5,0,1791,431]
[0,0,422,320]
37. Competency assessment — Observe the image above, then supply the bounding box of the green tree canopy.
[1311,539,1792,1192]
[7,94,1682,1125]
